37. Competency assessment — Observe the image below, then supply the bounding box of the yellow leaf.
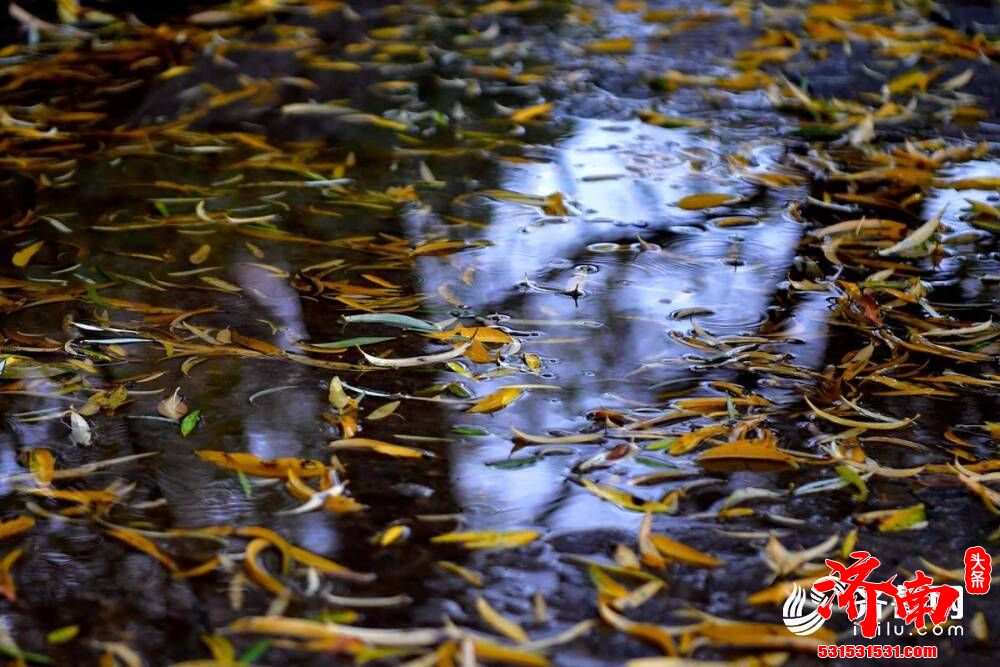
[808,2,876,20]
[427,326,513,344]
[199,276,243,292]
[106,528,178,572]
[598,603,677,655]
[431,530,539,550]
[543,192,569,216]
[410,240,475,256]
[637,109,706,128]
[697,439,798,466]
[510,102,554,124]
[877,503,926,532]
[200,634,235,663]
[196,450,327,478]
[945,177,1000,190]
[675,193,740,210]
[715,71,775,91]
[468,387,524,413]
[288,544,369,582]
[328,376,351,410]
[285,470,365,514]
[747,575,824,605]
[12,241,44,267]
[804,396,915,431]
[0,548,23,601]
[236,526,374,581]
[189,244,211,265]
[589,565,632,601]
[699,618,835,649]
[437,561,483,586]
[523,353,541,371]
[159,65,193,80]
[584,37,634,54]
[476,596,530,643]
[0,516,35,541]
[229,615,440,646]
[367,400,400,421]
[328,437,432,458]
[244,538,287,596]
[582,479,678,513]
[473,640,548,667]
[642,9,686,23]
[376,525,409,547]
[649,534,723,567]
[887,68,938,96]
[28,449,55,485]
[662,424,728,455]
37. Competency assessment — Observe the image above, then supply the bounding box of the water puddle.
[0,1,998,664]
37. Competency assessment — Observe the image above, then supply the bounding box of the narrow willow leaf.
[676,193,740,210]
[312,336,395,349]
[341,313,439,331]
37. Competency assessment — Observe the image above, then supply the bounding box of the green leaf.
[313,610,358,623]
[45,626,79,645]
[154,201,170,217]
[836,465,869,502]
[341,313,439,332]
[452,426,490,436]
[238,471,252,498]
[634,456,678,469]
[646,438,677,452]
[238,639,271,665]
[486,456,539,469]
[312,336,395,349]
[878,503,926,532]
[180,409,201,436]
[793,124,843,140]
[85,285,114,308]
[0,645,53,665]
[446,382,472,399]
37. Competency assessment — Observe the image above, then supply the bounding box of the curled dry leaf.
[158,387,189,420]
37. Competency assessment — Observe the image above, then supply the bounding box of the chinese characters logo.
[782,548,989,637]
[964,546,992,596]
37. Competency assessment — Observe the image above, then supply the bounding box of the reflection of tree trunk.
[416,120,822,530]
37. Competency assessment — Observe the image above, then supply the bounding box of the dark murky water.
[1,1,999,665]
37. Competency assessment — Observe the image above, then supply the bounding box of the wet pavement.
[1,0,999,665]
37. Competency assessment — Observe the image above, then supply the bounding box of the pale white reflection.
[413,118,818,533]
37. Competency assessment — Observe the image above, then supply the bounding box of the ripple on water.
[658,231,790,277]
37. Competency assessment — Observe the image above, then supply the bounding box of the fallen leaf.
[328,438,432,458]
[676,193,741,210]
[468,387,524,413]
